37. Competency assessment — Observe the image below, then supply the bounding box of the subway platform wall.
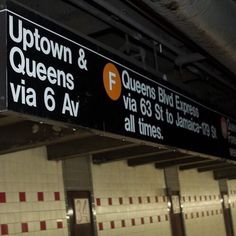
[92,161,171,236]
[0,147,68,236]
[0,148,236,236]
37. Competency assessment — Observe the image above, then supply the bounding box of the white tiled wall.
[0,147,68,236]
[179,169,226,236]
[92,161,171,236]
[227,179,236,234]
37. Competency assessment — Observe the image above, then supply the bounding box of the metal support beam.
[93,145,160,164]
[198,163,232,172]
[179,160,223,170]
[47,135,133,160]
[214,168,236,180]
[127,151,189,166]
[228,175,236,180]
[155,156,205,169]
[175,53,205,67]
[0,120,86,155]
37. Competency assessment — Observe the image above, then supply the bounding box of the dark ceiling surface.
[1,0,236,178]
[13,0,236,120]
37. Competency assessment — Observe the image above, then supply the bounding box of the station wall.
[179,169,226,236]
[1,147,236,236]
[91,161,235,236]
[92,161,171,236]
[227,179,236,234]
[0,147,68,236]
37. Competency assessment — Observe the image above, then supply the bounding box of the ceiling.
[15,0,236,119]
[1,0,236,178]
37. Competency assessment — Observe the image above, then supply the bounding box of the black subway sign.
[8,13,79,117]
[1,3,235,160]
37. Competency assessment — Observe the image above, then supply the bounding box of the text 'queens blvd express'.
[120,69,215,139]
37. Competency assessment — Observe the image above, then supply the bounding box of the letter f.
[109,71,116,91]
